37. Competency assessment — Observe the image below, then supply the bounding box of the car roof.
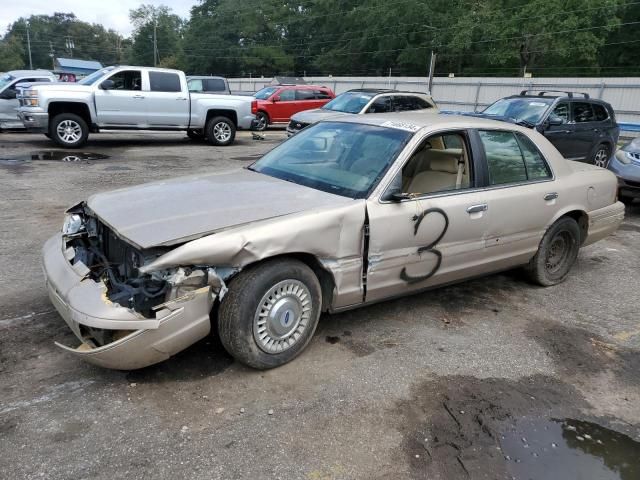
[347,88,398,93]
[7,70,55,77]
[325,111,532,132]
[278,84,330,89]
[187,75,226,80]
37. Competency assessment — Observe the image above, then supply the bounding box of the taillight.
[251,100,258,114]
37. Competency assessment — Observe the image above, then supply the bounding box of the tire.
[591,143,610,168]
[186,129,204,140]
[218,258,322,369]
[525,217,581,286]
[49,113,89,148]
[254,111,269,131]
[205,116,236,146]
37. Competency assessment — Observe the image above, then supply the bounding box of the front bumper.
[608,154,640,198]
[43,234,214,370]
[17,109,49,132]
[583,201,625,246]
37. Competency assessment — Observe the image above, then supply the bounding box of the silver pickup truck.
[17,66,257,147]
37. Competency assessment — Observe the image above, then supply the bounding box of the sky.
[0,0,196,37]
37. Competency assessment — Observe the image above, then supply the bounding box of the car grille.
[627,152,640,163]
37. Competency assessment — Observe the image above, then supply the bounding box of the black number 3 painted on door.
[400,208,449,284]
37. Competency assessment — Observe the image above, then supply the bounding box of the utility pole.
[65,36,75,57]
[427,50,437,95]
[153,19,158,67]
[26,22,33,69]
[49,41,55,70]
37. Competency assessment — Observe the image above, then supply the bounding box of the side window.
[295,89,316,100]
[572,102,595,123]
[393,96,414,112]
[314,89,331,100]
[149,72,181,92]
[515,133,552,180]
[279,89,295,101]
[367,96,392,113]
[413,97,433,109]
[188,79,203,92]
[108,70,142,91]
[592,104,609,122]
[552,102,569,123]
[204,78,227,92]
[401,131,472,195]
[479,130,528,185]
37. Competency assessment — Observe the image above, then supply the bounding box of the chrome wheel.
[545,231,572,275]
[253,279,312,354]
[593,146,610,168]
[213,121,232,142]
[56,120,82,144]
[255,113,268,131]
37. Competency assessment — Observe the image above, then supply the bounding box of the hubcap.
[56,120,82,144]
[545,231,572,275]
[253,279,312,354]
[256,114,267,130]
[594,148,609,168]
[213,121,231,142]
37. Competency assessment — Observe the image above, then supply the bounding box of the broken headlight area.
[61,203,231,318]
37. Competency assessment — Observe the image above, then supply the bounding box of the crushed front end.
[43,203,224,370]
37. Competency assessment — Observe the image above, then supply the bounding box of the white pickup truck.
[17,66,257,147]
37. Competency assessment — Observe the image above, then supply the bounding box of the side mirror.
[100,79,115,90]
[547,115,564,126]
[0,89,17,100]
[390,192,412,201]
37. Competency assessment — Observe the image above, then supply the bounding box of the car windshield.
[0,74,15,90]
[482,98,554,124]
[78,68,114,86]
[254,86,278,100]
[251,121,412,199]
[322,91,376,113]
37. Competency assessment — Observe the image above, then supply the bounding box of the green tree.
[0,35,25,71]
[128,5,183,67]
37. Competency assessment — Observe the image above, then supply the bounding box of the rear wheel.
[525,217,581,286]
[591,143,610,168]
[205,116,236,146]
[49,113,88,148]
[218,258,322,369]
[254,112,269,131]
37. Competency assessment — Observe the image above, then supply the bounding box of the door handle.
[466,204,488,214]
[176,97,188,101]
[544,192,558,201]
[132,95,145,99]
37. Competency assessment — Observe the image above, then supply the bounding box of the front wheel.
[49,113,89,148]
[591,143,610,168]
[205,116,236,146]
[218,258,322,369]
[525,217,581,286]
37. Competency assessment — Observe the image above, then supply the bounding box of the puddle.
[0,151,109,165]
[500,418,640,480]
[231,154,262,161]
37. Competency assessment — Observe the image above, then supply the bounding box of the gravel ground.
[1,130,639,480]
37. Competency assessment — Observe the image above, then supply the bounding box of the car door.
[477,129,558,267]
[570,102,598,160]
[0,80,21,122]
[145,71,189,127]
[365,129,490,302]
[269,88,296,122]
[541,102,576,158]
[94,69,147,126]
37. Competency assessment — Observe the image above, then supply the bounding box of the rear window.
[572,102,595,123]
[204,78,227,92]
[592,104,609,122]
[149,72,181,92]
[314,89,332,99]
[295,89,316,100]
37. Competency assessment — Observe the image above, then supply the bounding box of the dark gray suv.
[475,91,619,166]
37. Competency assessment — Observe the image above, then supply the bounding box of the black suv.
[473,91,619,167]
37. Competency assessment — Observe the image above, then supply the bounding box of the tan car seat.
[407,152,465,194]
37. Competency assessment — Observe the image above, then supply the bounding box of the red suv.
[252,85,335,130]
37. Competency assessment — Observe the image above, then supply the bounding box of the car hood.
[291,108,351,124]
[30,83,94,93]
[86,169,352,249]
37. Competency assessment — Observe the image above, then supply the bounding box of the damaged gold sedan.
[43,113,625,370]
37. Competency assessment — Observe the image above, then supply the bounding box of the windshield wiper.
[514,119,536,128]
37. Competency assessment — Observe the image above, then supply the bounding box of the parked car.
[609,138,640,204]
[286,89,437,136]
[471,91,619,166]
[0,70,56,129]
[17,66,257,147]
[252,84,335,131]
[44,113,624,370]
[187,75,230,95]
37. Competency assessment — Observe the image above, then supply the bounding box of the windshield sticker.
[529,102,548,107]
[381,120,421,132]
